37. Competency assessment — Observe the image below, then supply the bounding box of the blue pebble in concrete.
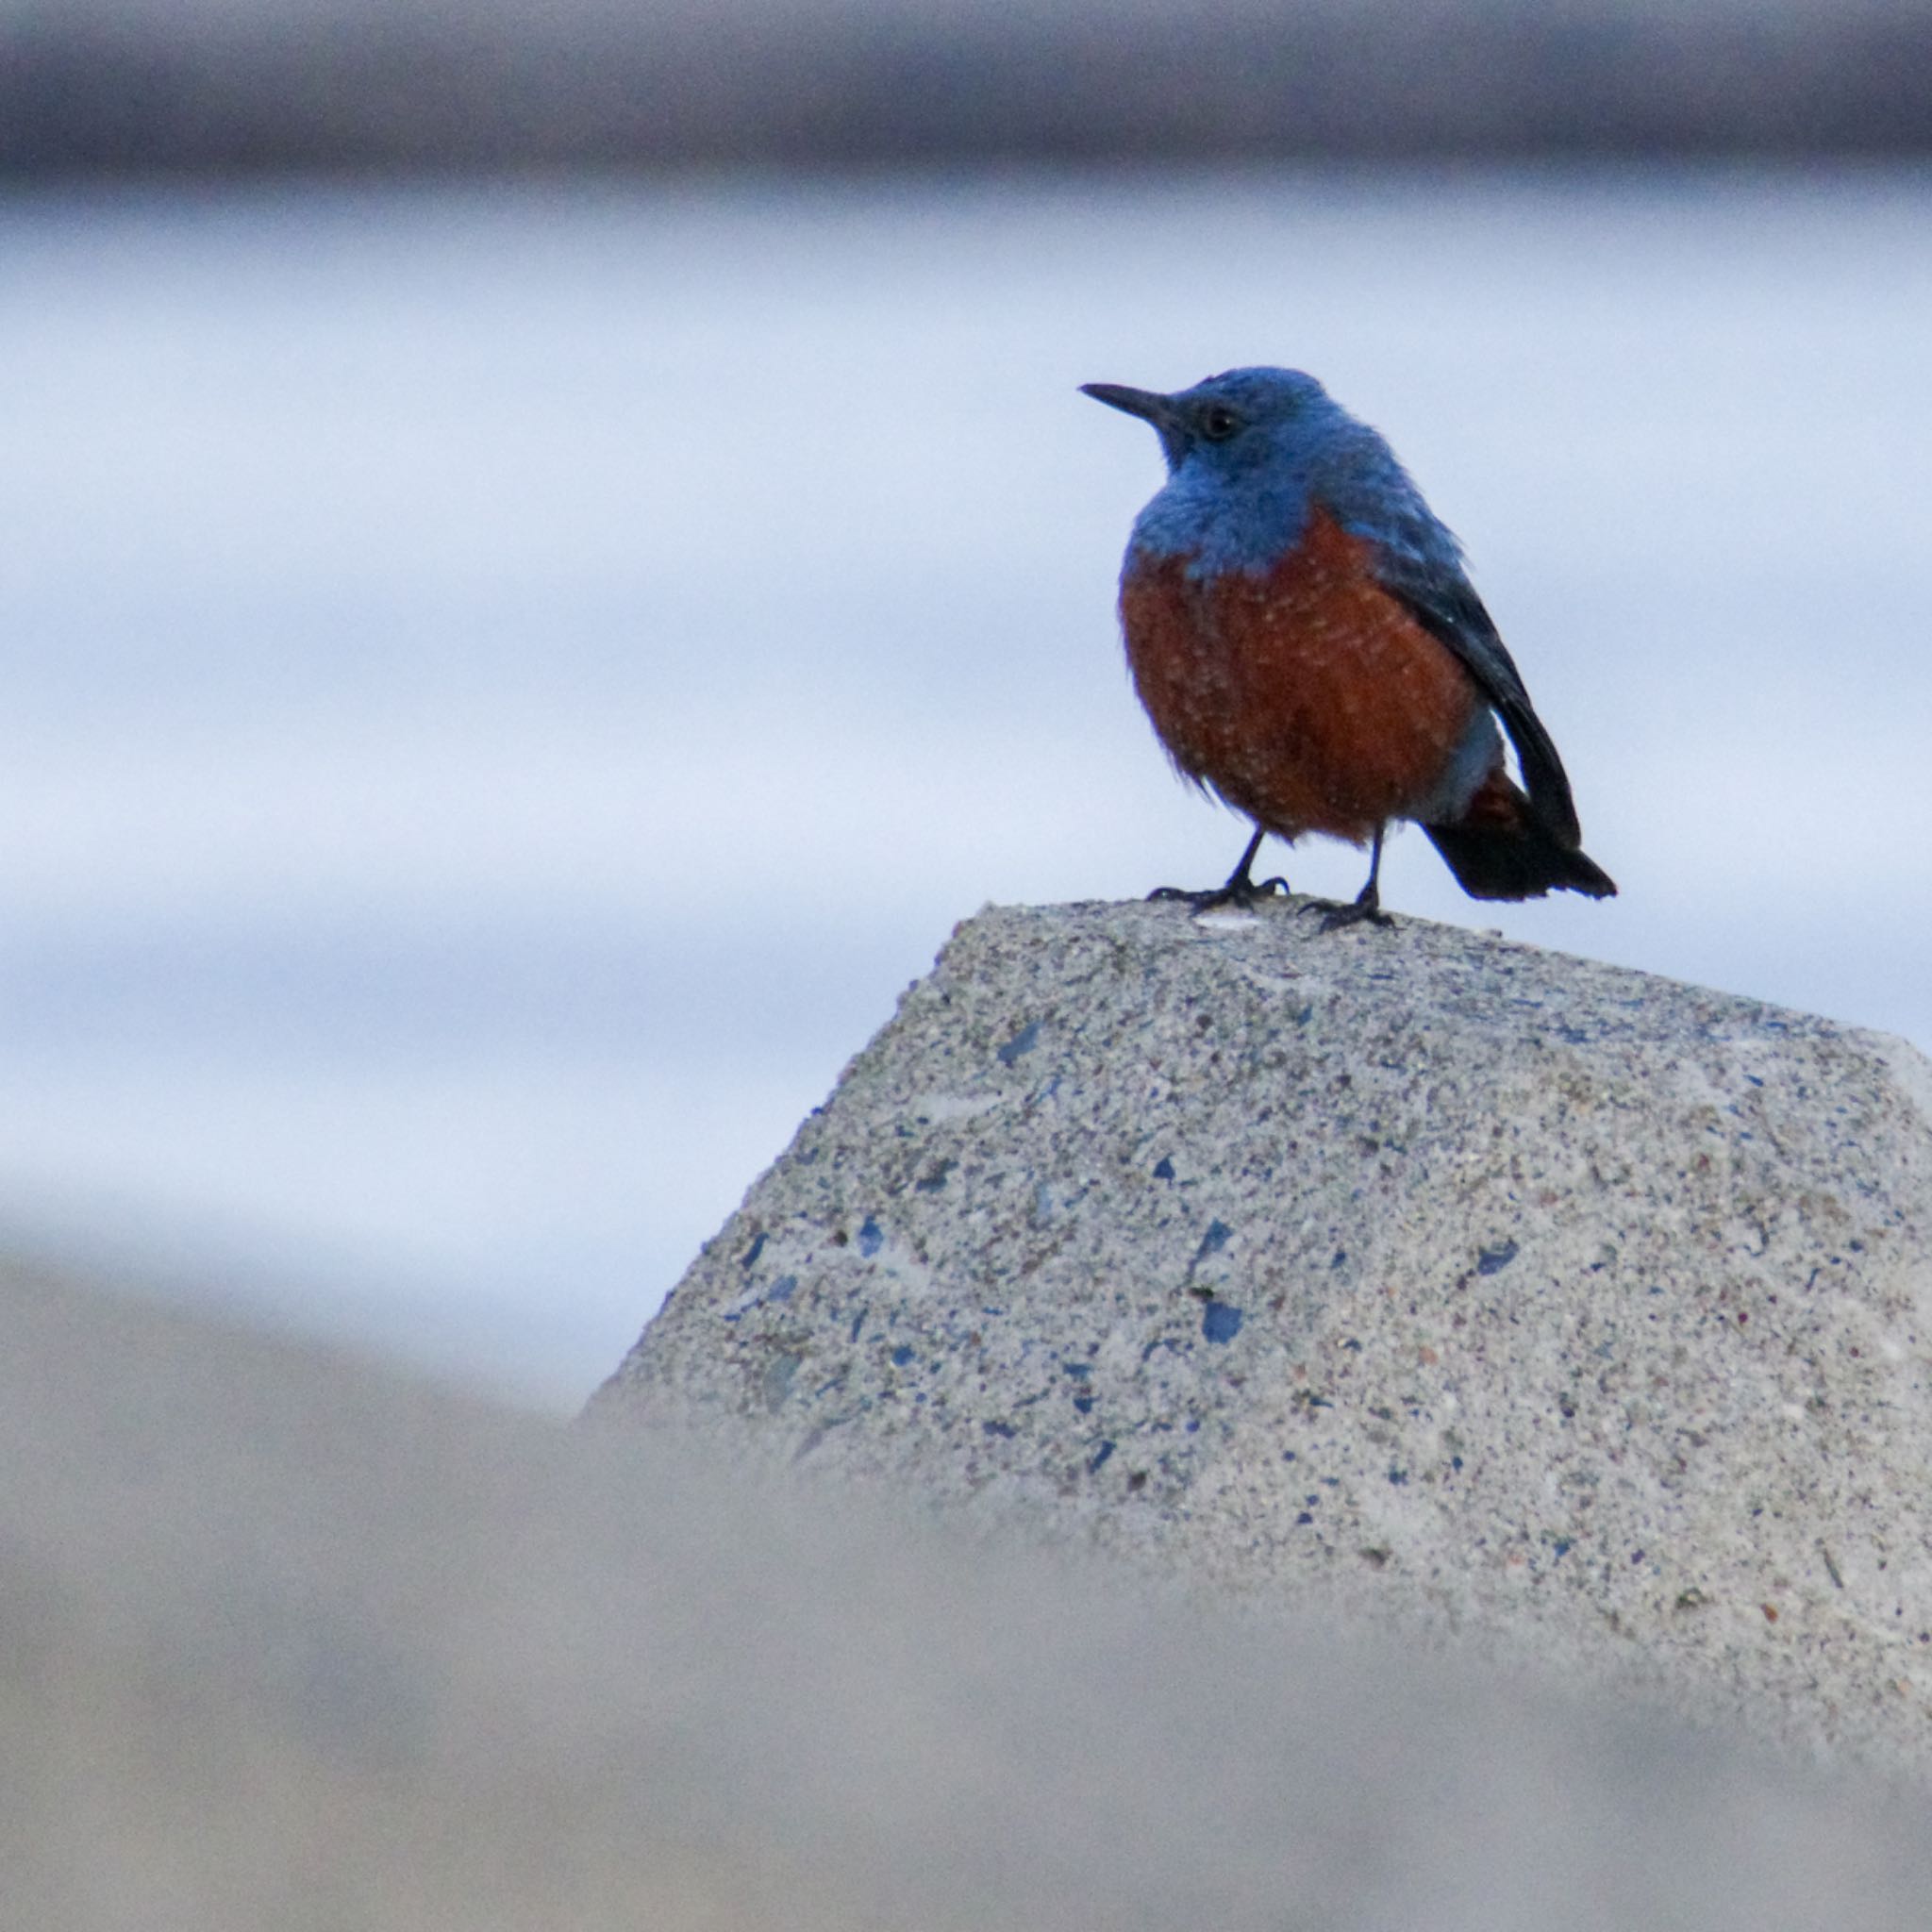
[1202,1301,1244,1344]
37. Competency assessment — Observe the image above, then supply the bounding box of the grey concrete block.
[594,898,1932,1771]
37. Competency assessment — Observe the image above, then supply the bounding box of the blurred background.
[3,0,1929,1408]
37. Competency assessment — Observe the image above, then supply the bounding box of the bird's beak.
[1080,382,1179,432]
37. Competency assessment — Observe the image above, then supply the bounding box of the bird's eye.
[1198,404,1241,441]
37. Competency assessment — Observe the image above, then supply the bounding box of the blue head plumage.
[1081,367,1465,586]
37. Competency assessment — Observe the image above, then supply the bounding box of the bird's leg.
[1149,825,1289,913]
[1315,824,1394,932]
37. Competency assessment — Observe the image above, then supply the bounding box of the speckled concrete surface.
[594,897,1932,1771]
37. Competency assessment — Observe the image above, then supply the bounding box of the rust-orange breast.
[1119,510,1489,843]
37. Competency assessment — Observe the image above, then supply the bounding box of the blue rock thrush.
[1083,368,1616,926]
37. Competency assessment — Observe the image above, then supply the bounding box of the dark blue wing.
[1322,422,1587,847]
[1381,561,1583,847]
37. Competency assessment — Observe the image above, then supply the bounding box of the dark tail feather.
[1423,774,1617,903]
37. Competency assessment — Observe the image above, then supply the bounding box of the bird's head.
[1081,367,1338,479]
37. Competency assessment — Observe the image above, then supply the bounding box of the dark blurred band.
[6,0,1932,174]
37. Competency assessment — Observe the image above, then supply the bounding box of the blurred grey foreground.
[5,1260,1929,1930]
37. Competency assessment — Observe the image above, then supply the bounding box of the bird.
[1082,367,1616,927]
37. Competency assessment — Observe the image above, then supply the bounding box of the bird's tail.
[1423,771,1617,902]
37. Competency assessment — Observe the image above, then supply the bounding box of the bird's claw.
[1150,874,1288,915]
[1310,891,1392,934]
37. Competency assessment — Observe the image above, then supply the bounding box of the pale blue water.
[4,171,1929,1407]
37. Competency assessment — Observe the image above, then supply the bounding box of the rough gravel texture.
[593,898,1932,1771]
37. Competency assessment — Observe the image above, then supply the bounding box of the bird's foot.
[1150,874,1289,915]
[1309,886,1392,933]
